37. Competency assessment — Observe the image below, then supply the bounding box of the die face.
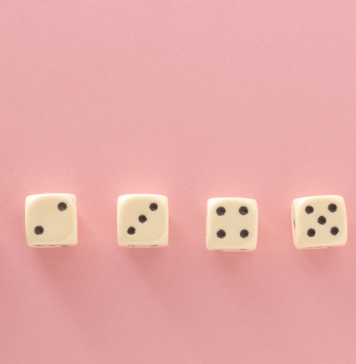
[206,198,258,251]
[117,194,168,247]
[25,194,78,247]
[292,195,347,249]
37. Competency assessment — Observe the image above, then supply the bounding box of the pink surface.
[1,1,356,363]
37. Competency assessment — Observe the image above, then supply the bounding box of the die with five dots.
[25,193,78,248]
[117,194,169,248]
[291,195,347,249]
[206,198,258,252]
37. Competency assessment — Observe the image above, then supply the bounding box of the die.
[206,198,258,251]
[291,195,347,249]
[117,194,168,248]
[25,193,78,248]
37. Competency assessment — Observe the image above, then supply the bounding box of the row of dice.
[25,194,347,250]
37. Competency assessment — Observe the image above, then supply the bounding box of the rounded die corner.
[66,194,77,204]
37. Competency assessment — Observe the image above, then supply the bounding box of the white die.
[291,195,347,249]
[117,194,168,248]
[25,193,78,248]
[206,198,258,251]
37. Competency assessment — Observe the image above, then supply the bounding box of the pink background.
[1,1,356,363]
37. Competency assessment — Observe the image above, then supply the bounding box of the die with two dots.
[25,194,78,248]
[24,193,348,250]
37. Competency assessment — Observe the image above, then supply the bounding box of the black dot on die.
[240,229,249,238]
[216,229,226,239]
[318,216,327,225]
[58,202,67,211]
[305,206,314,214]
[330,227,339,236]
[149,203,158,211]
[127,227,136,235]
[34,226,44,235]
[138,215,147,223]
[216,207,225,216]
[239,206,248,215]
[328,203,337,213]
[307,229,316,237]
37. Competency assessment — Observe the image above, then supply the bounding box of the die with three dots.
[117,194,169,248]
[25,193,348,251]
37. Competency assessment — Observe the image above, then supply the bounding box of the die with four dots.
[25,193,78,248]
[206,198,258,252]
[117,194,169,248]
[291,195,347,249]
